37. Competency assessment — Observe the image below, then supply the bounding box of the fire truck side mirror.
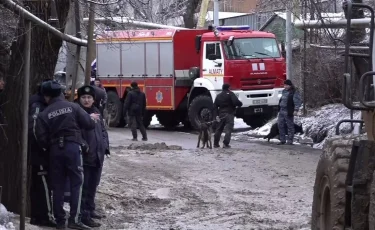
[195,35,202,53]
[280,41,286,58]
[227,36,234,46]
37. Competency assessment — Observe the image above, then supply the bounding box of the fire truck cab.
[95,25,286,129]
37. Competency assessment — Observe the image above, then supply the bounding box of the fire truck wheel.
[311,135,364,230]
[106,91,124,127]
[188,95,213,130]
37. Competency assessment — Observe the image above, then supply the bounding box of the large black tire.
[106,91,125,127]
[311,135,364,230]
[243,114,272,129]
[188,95,213,130]
[156,112,180,129]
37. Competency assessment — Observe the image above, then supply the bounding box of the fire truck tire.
[106,91,124,127]
[188,95,213,130]
[311,136,362,230]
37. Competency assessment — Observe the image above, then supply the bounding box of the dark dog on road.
[197,121,213,149]
[264,122,304,142]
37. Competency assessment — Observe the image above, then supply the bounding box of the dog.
[263,122,304,142]
[197,121,213,149]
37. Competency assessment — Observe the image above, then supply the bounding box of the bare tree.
[255,0,370,108]
[0,0,71,213]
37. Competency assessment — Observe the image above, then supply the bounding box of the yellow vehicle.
[296,1,375,229]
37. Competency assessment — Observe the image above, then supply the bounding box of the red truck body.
[95,27,286,129]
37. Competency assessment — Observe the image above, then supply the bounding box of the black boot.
[82,218,101,227]
[67,221,91,230]
[223,144,231,148]
[30,218,57,227]
[91,211,106,219]
[56,222,66,229]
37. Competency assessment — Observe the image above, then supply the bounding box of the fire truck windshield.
[224,38,281,60]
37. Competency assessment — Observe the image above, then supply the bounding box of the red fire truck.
[95,25,286,129]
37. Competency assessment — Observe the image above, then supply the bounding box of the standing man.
[36,80,98,230]
[277,79,302,145]
[213,83,243,148]
[28,79,56,227]
[76,85,109,227]
[124,82,147,141]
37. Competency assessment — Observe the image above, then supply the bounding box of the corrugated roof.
[205,11,250,20]
[166,11,250,26]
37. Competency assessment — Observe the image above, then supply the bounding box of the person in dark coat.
[28,79,56,227]
[36,80,98,230]
[77,85,110,227]
[90,78,108,116]
[91,84,107,117]
[213,83,243,148]
[124,82,147,141]
[277,79,302,145]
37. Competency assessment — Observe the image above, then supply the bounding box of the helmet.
[41,80,62,97]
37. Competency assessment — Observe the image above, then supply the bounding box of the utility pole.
[20,20,31,230]
[213,0,220,27]
[197,0,210,28]
[302,0,307,115]
[285,1,292,80]
[70,0,82,101]
[84,1,95,85]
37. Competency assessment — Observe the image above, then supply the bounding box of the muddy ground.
[20,128,321,230]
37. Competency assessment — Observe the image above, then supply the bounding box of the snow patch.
[235,104,362,149]
[0,204,15,230]
[150,115,249,129]
[234,118,249,129]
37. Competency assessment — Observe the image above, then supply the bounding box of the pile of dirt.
[127,142,182,151]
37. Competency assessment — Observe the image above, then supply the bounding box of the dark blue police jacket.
[35,96,95,150]
[78,103,109,167]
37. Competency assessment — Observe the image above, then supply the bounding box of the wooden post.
[20,19,32,230]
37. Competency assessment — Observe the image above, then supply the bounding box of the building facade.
[208,0,258,13]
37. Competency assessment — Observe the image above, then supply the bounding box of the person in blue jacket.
[28,79,56,227]
[36,80,98,229]
[76,85,110,227]
[277,79,302,145]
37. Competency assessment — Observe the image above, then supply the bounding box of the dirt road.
[18,127,321,230]
[94,128,321,230]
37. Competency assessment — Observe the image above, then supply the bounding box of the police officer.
[28,79,56,227]
[76,85,109,227]
[277,79,302,145]
[124,82,147,141]
[36,80,98,229]
[213,83,243,148]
